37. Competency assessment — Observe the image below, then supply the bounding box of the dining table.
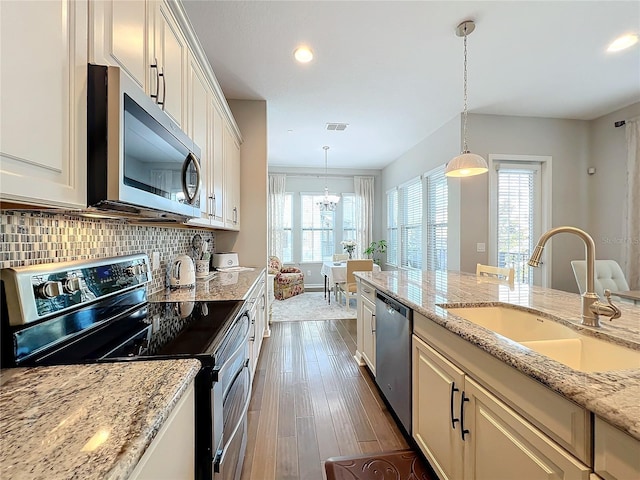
[320,260,381,304]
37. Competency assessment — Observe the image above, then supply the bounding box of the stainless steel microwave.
[87,64,201,221]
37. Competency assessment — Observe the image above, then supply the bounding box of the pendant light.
[445,20,488,178]
[317,146,340,211]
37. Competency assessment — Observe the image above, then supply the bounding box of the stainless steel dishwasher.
[375,291,412,436]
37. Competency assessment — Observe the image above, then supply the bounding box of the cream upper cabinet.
[224,124,241,230]
[209,103,225,226]
[0,0,87,209]
[185,52,209,225]
[89,0,148,90]
[151,0,187,128]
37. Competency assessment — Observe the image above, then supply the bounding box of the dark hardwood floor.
[240,319,410,480]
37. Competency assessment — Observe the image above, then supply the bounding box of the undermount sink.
[444,305,640,373]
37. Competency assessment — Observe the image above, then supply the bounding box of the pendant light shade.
[445,20,488,178]
[317,146,340,211]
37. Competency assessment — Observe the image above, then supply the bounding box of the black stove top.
[0,254,244,368]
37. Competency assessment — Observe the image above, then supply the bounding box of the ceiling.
[181,1,640,170]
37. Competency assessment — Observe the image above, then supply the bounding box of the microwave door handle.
[181,152,201,205]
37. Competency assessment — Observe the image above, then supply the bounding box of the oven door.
[213,359,251,480]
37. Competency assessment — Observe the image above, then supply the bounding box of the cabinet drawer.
[414,311,591,465]
[359,281,376,303]
[594,416,640,480]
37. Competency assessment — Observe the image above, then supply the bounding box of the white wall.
[588,102,640,264]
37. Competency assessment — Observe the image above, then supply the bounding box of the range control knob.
[63,277,82,293]
[36,281,64,299]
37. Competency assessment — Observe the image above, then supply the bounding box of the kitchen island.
[355,269,640,438]
[0,359,200,480]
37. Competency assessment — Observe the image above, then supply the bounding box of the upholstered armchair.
[268,256,305,300]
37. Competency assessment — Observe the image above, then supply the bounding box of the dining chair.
[332,253,349,261]
[476,263,515,284]
[336,259,374,310]
[570,260,629,300]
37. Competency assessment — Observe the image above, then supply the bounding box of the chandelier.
[445,20,488,178]
[317,146,341,211]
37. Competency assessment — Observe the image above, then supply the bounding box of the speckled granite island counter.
[149,267,265,303]
[355,269,640,441]
[0,359,200,480]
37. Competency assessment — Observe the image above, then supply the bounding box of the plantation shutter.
[400,179,423,269]
[387,189,398,265]
[426,167,447,271]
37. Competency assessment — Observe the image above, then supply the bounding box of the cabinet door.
[413,335,465,480]
[90,0,147,90]
[361,297,376,374]
[153,1,186,128]
[223,124,241,230]
[464,377,590,480]
[186,52,209,223]
[0,0,87,209]
[130,383,195,479]
[209,103,225,226]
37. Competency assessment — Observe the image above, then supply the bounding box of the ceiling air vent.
[326,123,349,131]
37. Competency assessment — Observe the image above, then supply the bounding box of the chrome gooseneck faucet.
[528,226,621,327]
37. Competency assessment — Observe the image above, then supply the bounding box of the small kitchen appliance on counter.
[212,253,239,270]
[169,254,196,288]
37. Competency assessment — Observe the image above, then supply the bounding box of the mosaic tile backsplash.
[0,211,215,294]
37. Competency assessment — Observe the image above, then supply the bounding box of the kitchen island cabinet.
[0,360,200,480]
[355,269,640,480]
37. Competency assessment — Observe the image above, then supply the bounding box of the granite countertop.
[0,359,200,480]
[149,267,265,303]
[356,269,640,440]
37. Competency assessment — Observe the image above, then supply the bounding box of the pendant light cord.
[462,27,469,153]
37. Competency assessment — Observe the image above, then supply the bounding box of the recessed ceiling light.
[607,33,639,52]
[294,46,313,63]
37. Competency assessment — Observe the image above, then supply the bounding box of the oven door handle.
[212,313,251,382]
[213,360,252,473]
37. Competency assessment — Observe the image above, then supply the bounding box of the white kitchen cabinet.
[358,285,376,376]
[247,274,267,378]
[151,0,187,128]
[130,382,195,480]
[224,124,241,230]
[356,279,377,372]
[89,0,148,90]
[185,51,210,226]
[413,317,591,480]
[594,416,640,480]
[413,336,464,480]
[0,0,87,209]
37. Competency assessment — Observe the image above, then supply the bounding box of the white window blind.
[386,189,398,265]
[282,193,293,262]
[301,194,334,262]
[426,167,447,271]
[497,165,539,284]
[400,179,423,269]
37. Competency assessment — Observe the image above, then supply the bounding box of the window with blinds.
[301,194,335,262]
[426,167,447,271]
[282,193,293,262]
[400,179,423,269]
[386,189,398,265]
[342,193,356,243]
[497,165,539,284]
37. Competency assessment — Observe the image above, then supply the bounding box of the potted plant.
[363,240,387,265]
